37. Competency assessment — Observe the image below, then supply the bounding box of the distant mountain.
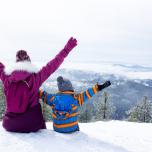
[42,68,152,120]
[112,63,152,72]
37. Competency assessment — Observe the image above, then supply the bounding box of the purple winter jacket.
[0,48,71,132]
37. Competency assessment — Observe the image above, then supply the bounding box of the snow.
[0,121,152,152]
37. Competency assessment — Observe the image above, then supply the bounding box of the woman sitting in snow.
[39,76,111,133]
[0,37,77,133]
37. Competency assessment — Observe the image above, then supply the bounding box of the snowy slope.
[0,121,152,152]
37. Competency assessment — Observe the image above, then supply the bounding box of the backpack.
[52,94,78,120]
[7,79,31,112]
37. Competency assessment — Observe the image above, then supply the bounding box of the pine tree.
[0,83,5,120]
[94,92,115,121]
[40,100,53,121]
[103,92,108,119]
[128,96,152,123]
[78,102,94,123]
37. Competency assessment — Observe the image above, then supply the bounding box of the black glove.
[98,81,111,91]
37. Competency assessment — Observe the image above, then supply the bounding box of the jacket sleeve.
[35,48,71,87]
[0,62,6,82]
[39,90,55,106]
[76,84,99,106]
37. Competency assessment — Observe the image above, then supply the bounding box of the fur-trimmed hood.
[4,62,39,82]
[4,61,39,75]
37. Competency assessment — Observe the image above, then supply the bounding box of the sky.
[0,0,151,66]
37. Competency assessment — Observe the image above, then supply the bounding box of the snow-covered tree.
[78,102,94,123]
[128,96,152,123]
[0,83,5,120]
[40,100,53,121]
[94,92,116,121]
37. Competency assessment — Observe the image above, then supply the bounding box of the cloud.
[0,0,151,65]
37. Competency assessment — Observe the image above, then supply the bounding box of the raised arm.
[39,90,55,106]
[77,81,111,106]
[35,37,77,87]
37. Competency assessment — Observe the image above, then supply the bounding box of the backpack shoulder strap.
[22,80,30,88]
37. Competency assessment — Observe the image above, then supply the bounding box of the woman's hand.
[64,37,77,52]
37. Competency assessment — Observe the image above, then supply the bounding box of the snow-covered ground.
[0,121,152,152]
